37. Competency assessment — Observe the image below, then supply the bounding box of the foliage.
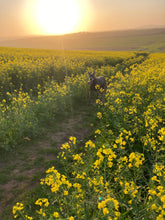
[0,47,164,219]
[0,47,134,100]
[0,48,134,150]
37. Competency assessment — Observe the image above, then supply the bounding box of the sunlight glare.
[36,0,80,35]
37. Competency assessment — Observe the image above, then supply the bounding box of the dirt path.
[0,107,95,219]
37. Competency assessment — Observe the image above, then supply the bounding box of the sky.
[0,0,165,39]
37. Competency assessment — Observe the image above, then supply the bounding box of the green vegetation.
[0,47,164,219]
[0,47,134,150]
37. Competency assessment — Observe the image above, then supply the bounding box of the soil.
[0,107,94,219]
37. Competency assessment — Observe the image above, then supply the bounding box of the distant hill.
[0,28,165,52]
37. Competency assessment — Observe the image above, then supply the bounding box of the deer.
[88,70,107,105]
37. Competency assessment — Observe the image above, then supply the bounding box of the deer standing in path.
[88,70,107,105]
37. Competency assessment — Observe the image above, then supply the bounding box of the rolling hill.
[0,28,165,52]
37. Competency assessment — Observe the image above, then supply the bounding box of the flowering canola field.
[0,48,134,149]
[0,48,164,219]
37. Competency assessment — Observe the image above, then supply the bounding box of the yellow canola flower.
[73,183,82,193]
[95,85,100,90]
[64,190,69,196]
[97,112,103,119]
[13,202,24,218]
[152,175,160,183]
[96,99,103,105]
[148,189,157,196]
[69,136,76,145]
[53,212,59,218]
[75,172,86,179]
[37,208,46,217]
[61,142,70,150]
[156,214,164,220]
[151,204,157,210]
[72,153,84,164]
[95,129,101,135]
[158,128,165,142]
[85,140,95,148]
[103,207,109,215]
[25,215,33,220]
[153,163,165,176]
[123,181,138,198]
[128,152,145,168]
[98,200,106,209]
[35,198,49,207]
[160,195,165,208]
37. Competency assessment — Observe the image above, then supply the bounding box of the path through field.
[0,106,95,219]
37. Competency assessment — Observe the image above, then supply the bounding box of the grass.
[0,104,97,220]
[0,173,11,184]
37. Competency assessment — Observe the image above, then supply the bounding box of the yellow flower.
[95,85,100,89]
[113,144,118,148]
[152,175,160,183]
[160,195,165,204]
[64,190,68,196]
[156,214,164,220]
[35,198,49,207]
[97,112,103,119]
[53,212,59,218]
[103,207,109,215]
[13,202,24,218]
[95,129,101,135]
[115,211,121,217]
[69,216,74,220]
[37,208,46,217]
[98,200,106,209]
[148,189,157,196]
[85,140,95,148]
[128,152,145,168]
[72,154,84,164]
[151,204,157,210]
[128,200,132,204]
[25,215,33,220]
[69,136,76,145]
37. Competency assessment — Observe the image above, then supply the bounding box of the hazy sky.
[0,0,165,38]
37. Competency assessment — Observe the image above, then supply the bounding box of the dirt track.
[0,108,94,219]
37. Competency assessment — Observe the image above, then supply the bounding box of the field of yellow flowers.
[0,47,164,219]
[0,47,134,150]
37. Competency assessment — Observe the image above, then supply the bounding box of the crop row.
[0,47,135,100]
[12,52,165,219]
[0,48,145,150]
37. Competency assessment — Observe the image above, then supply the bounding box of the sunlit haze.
[22,0,94,36]
[0,0,165,39]
[35,0,80,35]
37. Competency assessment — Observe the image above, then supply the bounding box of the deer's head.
[88,71,96,85]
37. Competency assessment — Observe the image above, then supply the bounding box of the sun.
[35,0,80,35]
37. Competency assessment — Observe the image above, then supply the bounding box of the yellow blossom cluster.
[98,196,120,219]
[97,111,103,119]
[85,140,96,148]
[11,51,164,219]
[72,153,84,165]
[122,181,138,198]
[13,203,24,219]
[147,163,165,219]
[128,152,145,168]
